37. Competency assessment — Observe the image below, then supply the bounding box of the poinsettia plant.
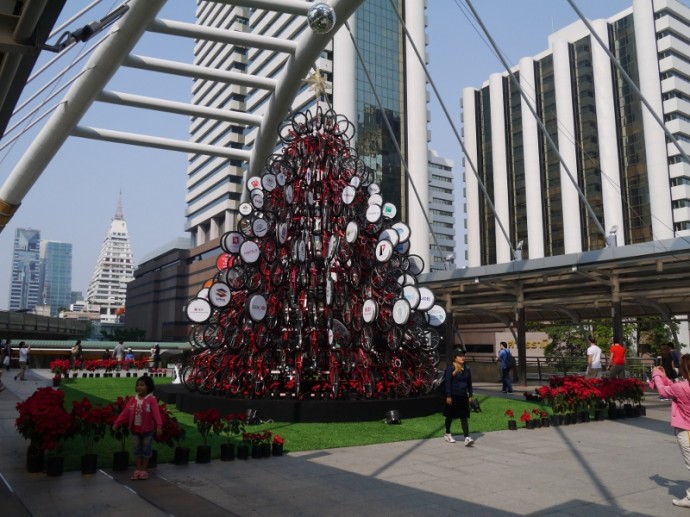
[520,409,532,422]
[16,387,73,455]
[214,413,246,444]
[108,396,131,451]
[504,409,515,421]
[272,433,285,446]
[193,408,221,446]
[71,397,111,455]
[50,359,70,377]
[156,401,185,448]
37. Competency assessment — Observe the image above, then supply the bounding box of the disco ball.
[307,3,336,34]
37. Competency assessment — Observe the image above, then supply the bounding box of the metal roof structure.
[420,236,690,326]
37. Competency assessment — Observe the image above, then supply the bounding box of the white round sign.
[238,202,253,216]
[362,299,378,323]
[417,287,435,311]
[350,176,361,188]
[247,294,267,322]
[277,222,288,244]
[375,240,393,262]
[378,228,400,247]
[284,184,294,204]
[395,241,410,254]
[261,174,277,191]
[240,240,261,263]
[393,299,411,325]
[208,282,232,308]
[252,217,269,237]
[382,203,397,219]
[365,204,381,223]
[392,222,411,243]
[368,193,383,206]
[427,305,447,327]
[250,189,264,209]
[222,231,244,254]
[246,176,262,191]
[186,297,212,323]
[403,285,421,309]
[345,221,359,243]
[367,183,380,195]
[407,255,425,275]
[342,185,356,205]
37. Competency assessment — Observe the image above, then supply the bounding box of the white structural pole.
[463,87,481,267]
[0,0,167,210]
[633,0,674,240]
[591,19,624,244]
[404,0,430,269]
[519,57,545,259]
[489,73,511,264]
[553,38,581,254]
[332,11,356,131]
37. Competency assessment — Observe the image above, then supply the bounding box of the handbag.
[2,355,9,366]
[469,398,481,412]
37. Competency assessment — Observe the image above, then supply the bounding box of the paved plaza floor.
[1,368,690,516]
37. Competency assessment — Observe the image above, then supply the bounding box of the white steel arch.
[0,0,365,231]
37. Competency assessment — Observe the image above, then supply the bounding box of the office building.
[39,240,72,317]
[9,228,41,311]
[85,197,136,323]
[428,149,457,270]
[462,0,689,266]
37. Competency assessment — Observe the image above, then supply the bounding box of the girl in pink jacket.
[112,375,162,480]
[652,355,690,508]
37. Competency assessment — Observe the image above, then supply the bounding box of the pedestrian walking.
[113,341,125,361]
[14,341,30,381]
[586,336,602,378]
[443,349,474,446]
[608,339,626,379]
[70,340,83,369]
[496,341,513,393]
[650,355,690,508]
[2,339,12,371]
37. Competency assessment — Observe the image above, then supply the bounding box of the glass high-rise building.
[9,228,41,311]
[39,241,73,317]
[462,0,687,266]
[188,0,431,260]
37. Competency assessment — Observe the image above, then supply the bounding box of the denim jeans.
[501,367,513,393]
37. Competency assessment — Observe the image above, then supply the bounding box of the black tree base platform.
[156,385,443,423]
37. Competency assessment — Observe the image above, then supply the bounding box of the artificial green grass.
[52,379,548,470]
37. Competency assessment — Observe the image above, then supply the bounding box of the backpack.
[506,349,517,370]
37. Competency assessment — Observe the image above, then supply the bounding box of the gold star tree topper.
[303,69,331,99]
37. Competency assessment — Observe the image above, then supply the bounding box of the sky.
[0,0,634,309]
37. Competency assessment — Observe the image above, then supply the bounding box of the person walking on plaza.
[14,341,30,381]
[608,339,626,379]
[586,336,602,378]
[70,340,83,369]
[443,349,475,446]
[496,341,513,393]
[152,344,161,369]
[661,343,680,381]
[2,339,12,371]
[113,341,125,361]
[112,376,162,481]
[650,355,690,508]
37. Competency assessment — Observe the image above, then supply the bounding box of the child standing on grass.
[112,375,162,480]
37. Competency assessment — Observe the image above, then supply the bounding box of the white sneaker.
[673,497,690,508]
[464,436,474,447]
[443,433,456,443]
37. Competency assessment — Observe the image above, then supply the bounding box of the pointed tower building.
[86,195,136,323]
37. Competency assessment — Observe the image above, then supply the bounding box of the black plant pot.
[624,404,637,418]
[81,453,98,475]
[196,445,212,464]
[221,443,235,461]
[637,405,646,416]
[113,450,129,471]
[260,443,271,458]
[26,448,45,473]
[174,446,190,465]
[525,420,534,429]
[541,417,550,428]
[608,403,618,420]
[594,408,607,421]
[533,419,542,429]
[549,415,561,427]
[272,443,284,457]
[46,456,64,477]
[508,420,517,431]
[251,444,263,459]
[237,445,249,460]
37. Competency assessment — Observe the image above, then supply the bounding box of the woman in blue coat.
[443,349,474,446]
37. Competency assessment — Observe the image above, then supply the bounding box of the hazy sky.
[0,0,633,309]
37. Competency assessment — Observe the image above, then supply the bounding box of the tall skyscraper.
[462,0,688,267]
[428,149,457,270]
[188,1,430,258]
[9,228,41,311]
[86,196,136,323]
[39,240,73,317]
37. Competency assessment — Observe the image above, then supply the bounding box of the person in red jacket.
[608,339,626,379]
[112,376,162,480]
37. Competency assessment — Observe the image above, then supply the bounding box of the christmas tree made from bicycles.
[184,107,447,401]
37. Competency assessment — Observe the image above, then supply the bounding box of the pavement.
[1,369,690,516]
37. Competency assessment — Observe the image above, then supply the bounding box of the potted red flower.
[272,434,285,456]
[71,397,111,474]
[15,387,72,474]
[108,396,131,471]
[155,401,185,467]
[214,413,246,461]
[520,409,533,429]
[505,409,517,430]
[193,408,221,463]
